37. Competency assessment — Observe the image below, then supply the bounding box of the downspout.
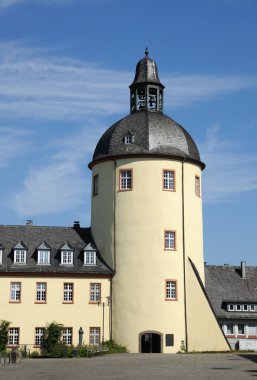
[182,159,188,352]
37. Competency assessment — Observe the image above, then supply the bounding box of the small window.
[238,324,245,335]
[90,283,101,303]
[195,176,201,197]
[0,248,2,264]
[63,328,72,345]
[61,250,73,265]
[226,323,234,335]
[243,304,248,311]
[250,305,255,312]
[89,327,100,345]
[228,304,234,311]
[165,280,177,301]
[84,251,96,266]
[124,134,135,144]
[8,328,19,346]
[163,170,175,191]
[236,304,241,311]
[248,324,257,336]
[164,231,176,250]
[14,249,26,264]
[119,169,132,191]
[38,250,50,265]
[10,282,21,302]
[93,174,99,196]
[36,282,47,303]
[35,328,44,346]
[63,283,73,303]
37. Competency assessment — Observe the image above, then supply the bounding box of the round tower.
[89,51,227,353]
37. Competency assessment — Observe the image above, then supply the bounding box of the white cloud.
[201,124,257,203]
[0,43,256,122]
[0,127,32,168]
[0,0,76,9]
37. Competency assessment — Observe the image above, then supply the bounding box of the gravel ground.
[1,353,257,380]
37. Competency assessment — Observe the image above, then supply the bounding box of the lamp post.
[98,297,110,344]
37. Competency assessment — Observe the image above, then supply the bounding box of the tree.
[0,320,10,352]
[42,322,64,355]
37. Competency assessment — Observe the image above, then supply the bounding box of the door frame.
[139,330,163,353]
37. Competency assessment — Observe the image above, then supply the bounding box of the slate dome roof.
[91,111,204,168]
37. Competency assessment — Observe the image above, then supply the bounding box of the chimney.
[241,261,246,279]
[26,219,33,226]
[73,221,80,229]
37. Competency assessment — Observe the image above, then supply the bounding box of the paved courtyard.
[1,353,257,379]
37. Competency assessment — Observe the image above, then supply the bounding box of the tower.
[89,50,229,353]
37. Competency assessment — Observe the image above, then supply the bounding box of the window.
[10,282,21,302]
[228,304,234,311]
[89,327,100,345]
[63,328,72,345]
[226,323,234,335]
[8,328,19,346]
[248,324,257,336]
[250,305,255,312]
[0,248,2,264]
[35,328,44,346]
[36,282,47,303]
[165,280,177,301]
[84,251,96,266]
[236,304,241,311]
[61,250,73,265]
[195,176,200,197]
[164,231,176,250]
[124,134,134,144]
[14,249,26,264]
[119,169,132,191]
[63,283,73,303]
[163,170,175,191]
[243,304,248,311]
[38,250,50,264]
[238,324,245,335]
[90,283,101,303]
[93,174,99,196]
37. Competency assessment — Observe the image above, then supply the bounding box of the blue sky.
[0,0,256,266]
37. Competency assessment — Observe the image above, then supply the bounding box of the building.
[0,50,229,353]
[205,262,257,351]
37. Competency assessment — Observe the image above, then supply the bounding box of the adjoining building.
[205,262,257,351]
[0,50,230,353]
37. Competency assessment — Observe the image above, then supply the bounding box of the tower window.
[137,87,146,110]
[124,134,135,144]
[93,174,99,196]
[165,280,177,301]
[148,87,157,110]
[195,176,201,197]
[164,231,176,250]
[163,170,175,191]
[119,169,132,191]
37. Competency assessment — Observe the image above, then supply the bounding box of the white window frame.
[14,249,26,264]
[250,304,255,312]
[243,304,248,311]
[163,170,175,191]
[10,282,21,302]
[119,169,132,191]
[124,134,134,144]
[0,249,2,264]
[238,323,245,335]
[84,251,96,266]
[35,328,45,346]
[236,304,241,311]
[89,327,100,345]
[61,250,73,265]
[63,328,72,345]
[90,283,101,303]
[8,328,19,346]
[165,280,177,301]
[37,250,50,265]
[164,231,176,250]
[36,282,47,302]
[63,283,73,303]
[226,323,234,335]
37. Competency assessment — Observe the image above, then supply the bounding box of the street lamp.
[98,297,110,344]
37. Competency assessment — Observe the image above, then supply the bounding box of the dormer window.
[124,133,135,145]
[13,242,27,264]
[37,242,51,265]
[0,245,3,264]
[84,243,97,266]
[60,243,74,265]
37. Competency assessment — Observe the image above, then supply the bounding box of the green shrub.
[0,320,10,352]
[41,322,64,356]
[104,340,128,353]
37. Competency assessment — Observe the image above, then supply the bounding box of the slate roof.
[0,225,114,276]
[205,265,257,320]
[129,55,164,87]
[91,111,205,168]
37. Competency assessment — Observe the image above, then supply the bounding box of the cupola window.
[137,87,146,110]
[119,169,132,191]
[13,241,27,264]
[124,133,135,145]
[148,87,157,110]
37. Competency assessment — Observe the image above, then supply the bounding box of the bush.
[0,320,10,352]
[41,322,64,356]
[103,340,128,353]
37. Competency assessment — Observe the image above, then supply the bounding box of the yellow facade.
[0,276,111,350]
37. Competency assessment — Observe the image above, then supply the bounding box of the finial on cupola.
[145,47,149,57]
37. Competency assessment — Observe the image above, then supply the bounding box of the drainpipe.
[182,160,188,352]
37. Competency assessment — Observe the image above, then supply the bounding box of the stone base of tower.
[186,258,230,352]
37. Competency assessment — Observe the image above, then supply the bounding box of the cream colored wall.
[91,157,205,353]
[0,276,111,348]
[186,259,230,351]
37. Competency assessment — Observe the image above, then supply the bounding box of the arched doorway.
[139,331,162,353]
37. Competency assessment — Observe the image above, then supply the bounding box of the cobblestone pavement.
[1,353,257,380]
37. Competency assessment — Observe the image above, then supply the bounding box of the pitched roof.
[0,225,113,276]
[205,264,257,320]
